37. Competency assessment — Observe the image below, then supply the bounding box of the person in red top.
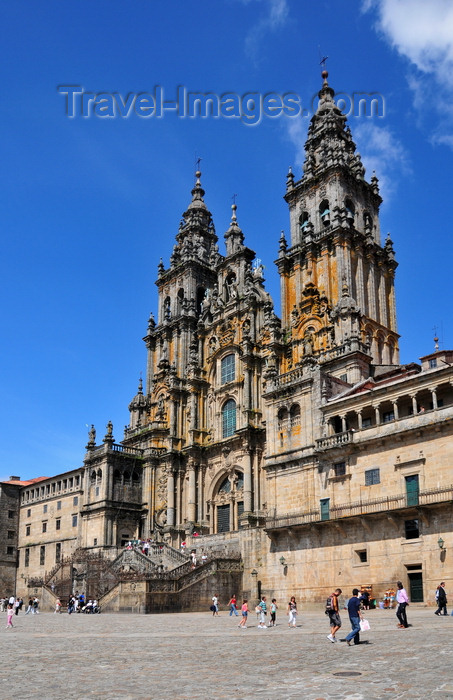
[228,595,238,617]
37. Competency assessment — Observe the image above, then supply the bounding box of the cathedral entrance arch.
[211,470,244,533]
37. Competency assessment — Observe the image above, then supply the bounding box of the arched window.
[96,469,102,481]
[290,404,301,427]
[320,199,330,226]
[222,399,237,438]
[299,211,309,232]
[221,354,235,384]
[177,288,184,315]
[218,476,231,493]
[277,407,288,431]
[90,471,96,484]
[345,199,355,224]
[363,211,372,232]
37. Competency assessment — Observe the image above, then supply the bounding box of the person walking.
[344,588,363,646]
[24,598,33,615]
[5,604,14,629]
[269,599,278,627]
[435,582,448,616]
[326,588,342,643]
[257,596,267,628]
[287,596,297,628]
[211,594,219,616]
[239,599,249,628]
[228,595,239,616]
[396,581,409,628]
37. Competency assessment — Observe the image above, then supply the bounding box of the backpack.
[325,595,334,615]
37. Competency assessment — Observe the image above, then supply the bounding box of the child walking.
[269,599,278,627]
[239,599,249,628]
[6,604,14,629]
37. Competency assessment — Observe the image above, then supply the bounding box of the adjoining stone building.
[5,71,453,609]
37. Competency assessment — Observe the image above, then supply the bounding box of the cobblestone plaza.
[2,607,452,699]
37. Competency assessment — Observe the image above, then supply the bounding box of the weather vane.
[318,46,329,70]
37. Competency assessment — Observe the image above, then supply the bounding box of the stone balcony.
[265,483,453,531]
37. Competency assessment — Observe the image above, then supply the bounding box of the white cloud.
[283,114,307,167]
[354,122,411,202]
[364,0,453,146]
[242,0,290,61]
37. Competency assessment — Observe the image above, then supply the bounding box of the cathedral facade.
[9,72,453,608]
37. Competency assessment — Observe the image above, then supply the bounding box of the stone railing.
[266,484,453,530]
[316,430,354,450]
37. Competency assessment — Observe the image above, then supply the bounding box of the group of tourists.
[214,580,449,642]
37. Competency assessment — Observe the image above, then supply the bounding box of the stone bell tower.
[278,70,399,380]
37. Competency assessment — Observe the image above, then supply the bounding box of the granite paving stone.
[1,607,452,699]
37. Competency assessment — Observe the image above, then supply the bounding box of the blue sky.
[1,0,452,481]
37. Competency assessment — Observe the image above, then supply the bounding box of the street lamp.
[251,569,258,577]
[279,556,286,566]
[438,537,445,549]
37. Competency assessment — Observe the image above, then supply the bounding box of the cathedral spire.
[300,69,365,183]
[224,200,245,256]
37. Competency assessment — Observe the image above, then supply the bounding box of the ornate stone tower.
[123,173,275,543]
[278,70,399,383]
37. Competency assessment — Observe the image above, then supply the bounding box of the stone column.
[411,394,418,415]
[392,400,399,420]
[197,467,204,523]
[244,367,251,411]
[167,470,175,527]
[341,415,347,433]
[244,451,253,513]
[374,405,381,426]
[431,388,438,410]
[356,410,363,430]
[356,252,366,314]
[190,392,197,430]
[170,400,177,436]
[188,464,196,523]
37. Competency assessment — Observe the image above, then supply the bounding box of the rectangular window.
[405,519,419,540]
[8,510,14,519]
[365,468,380,486]
[75,476,80,487]
[429,358,437,368]
[43,504,47,513]
[24,548,29,567]
[27,508,31,518]
[63,479,67,489]
[40,545,45,566]
[362,417,372,428]
[320,498,330,521]
[221,354,235,384]
[26,525,30,536]
[95,486,100,497]
[7,530,14,540]
[72,515,78,527]
[51,483,56,493]
[6,546,14,556]
[383,410,394,423]
[356,550,367,563]
[55,543,61,563]
[56,519,61,531]
[334,461,346,477]
[69,477,73,488]
[57,501,62,510]
[93,538,98,546]
[73,496,78,506]
[42,522,47,533]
